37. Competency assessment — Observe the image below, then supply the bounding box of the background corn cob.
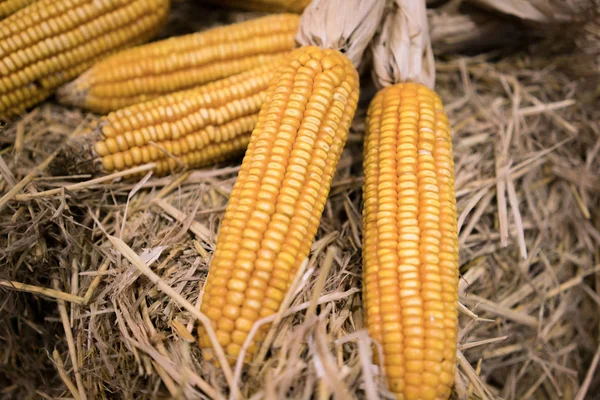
[0,0,171,119]
[362,83,458,400]
[201,0,312,13]
[50,59,284,177]
[56,13,299,114]
[197,46,360,365]
[0,0,36,18]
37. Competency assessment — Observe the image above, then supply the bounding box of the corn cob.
[0,0,36,18]
[362,82,458,400]
[57,13,299,114]
[203,0,311,13]
[0,0,171,118]
[197,46,360,365]
[50,59,285,177]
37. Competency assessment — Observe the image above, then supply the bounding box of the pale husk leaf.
[371,0,436,89]
[295,0,386,69]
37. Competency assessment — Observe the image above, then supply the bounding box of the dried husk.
[371,0,436,89]
[295,0,386,69]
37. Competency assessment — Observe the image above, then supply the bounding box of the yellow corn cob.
[50,59,285,177]
[0,0,170,118]
[57,13,300,114]
[362,82,458,400]
[197,45,360,365]
[204,0,311,13]
[0,0,36,18]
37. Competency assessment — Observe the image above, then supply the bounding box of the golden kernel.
[95,141,109,157]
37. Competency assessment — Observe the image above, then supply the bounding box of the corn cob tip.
[56,76,91,110]
[49,129,105,177]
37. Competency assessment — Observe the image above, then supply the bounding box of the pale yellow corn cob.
[49,59,285,177]
[57,13,299,113]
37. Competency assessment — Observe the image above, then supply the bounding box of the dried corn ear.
[57,13,299,114]
[197,46,360,365]
[49,59,285,177]
[362,82,458,400]
[0,0,171,118]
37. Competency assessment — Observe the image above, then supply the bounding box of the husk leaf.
[371,0,436,89]
[295,0,386,69]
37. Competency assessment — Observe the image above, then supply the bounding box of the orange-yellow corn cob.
[50,59,285,177]
[0,0,171,118]
[203,0,311,13]
[57,13,300,114]
[197,45,360,365]
[362,82,458,400]
[0,0,36,18]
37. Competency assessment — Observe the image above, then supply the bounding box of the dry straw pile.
[0,1,599,399]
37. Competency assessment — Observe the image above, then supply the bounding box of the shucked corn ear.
[49,59,285,177]
[362,83,458,400]
[0,0,171,118]
[197,46,360,364]
[0,0,36,18]
[57,13,299,114]
[202,0,311,13]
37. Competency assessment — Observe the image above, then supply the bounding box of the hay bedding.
[0,1,599,399]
